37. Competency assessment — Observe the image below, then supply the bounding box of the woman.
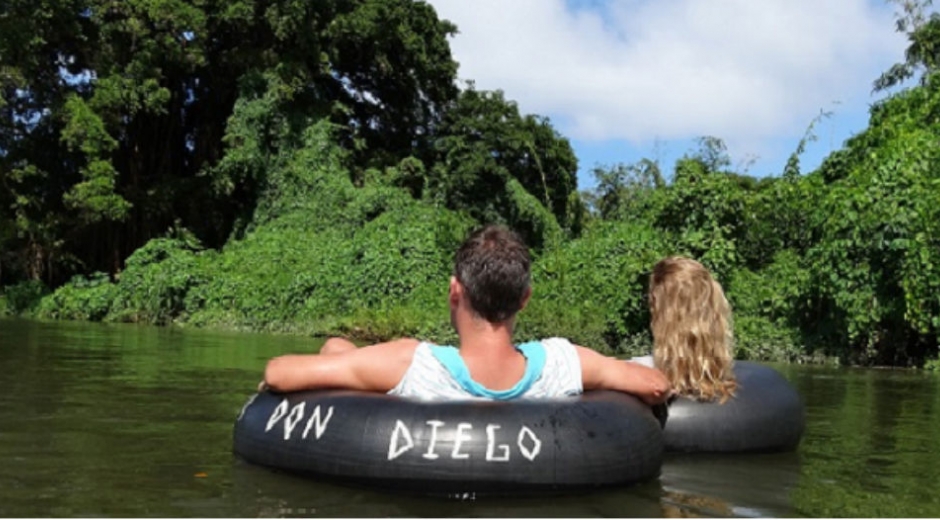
[632,256,737,403]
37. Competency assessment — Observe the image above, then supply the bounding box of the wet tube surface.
[662,361,805,453]
[233,390,663,495]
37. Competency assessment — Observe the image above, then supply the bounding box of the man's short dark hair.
[454,225,531,323]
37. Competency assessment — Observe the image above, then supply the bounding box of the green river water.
[1,318,938,517]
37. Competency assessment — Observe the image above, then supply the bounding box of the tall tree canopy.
[426,87,580,249]
[0,0,459,284]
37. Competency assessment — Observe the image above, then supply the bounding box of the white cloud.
[427,0,908,152]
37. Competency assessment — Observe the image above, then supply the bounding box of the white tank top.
[388,338,583,401]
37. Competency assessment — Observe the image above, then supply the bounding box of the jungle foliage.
[2,0,939,366]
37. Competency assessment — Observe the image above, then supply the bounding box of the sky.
[426,0,911,190]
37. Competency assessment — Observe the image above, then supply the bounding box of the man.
[262,225,670,405]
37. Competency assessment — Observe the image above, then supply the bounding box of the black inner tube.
[233,390,664,495]
[661,361,805,453]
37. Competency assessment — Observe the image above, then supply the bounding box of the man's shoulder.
[538,338,581,360]
[352,338,424,392]
[536,337,576,348]
[369,337,423,361]
[532,338,581,371]
[352,338,423,373]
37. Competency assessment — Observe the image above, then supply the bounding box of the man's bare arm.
[577,346,671,405]
[263,338,419,392]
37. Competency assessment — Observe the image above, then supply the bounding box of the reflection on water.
[227,462,669,518]
[225,453,798,518]
[660,452,801,517]
[1,318,940,517]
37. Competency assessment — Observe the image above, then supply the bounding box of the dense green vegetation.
[2,0,939,366]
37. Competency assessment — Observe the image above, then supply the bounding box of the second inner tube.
[662,361,805,453]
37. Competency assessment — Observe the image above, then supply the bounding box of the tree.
[874,0,940,91]
[0,0,460,284]
[426,87,579,248]
[588,159,664,222]
[807,74,940,364]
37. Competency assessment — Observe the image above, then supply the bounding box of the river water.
[1,318,938,517]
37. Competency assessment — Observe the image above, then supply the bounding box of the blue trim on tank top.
[428,342,546,400]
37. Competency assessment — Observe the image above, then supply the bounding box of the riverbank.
[0,273,835,367]
[0,215,801,363]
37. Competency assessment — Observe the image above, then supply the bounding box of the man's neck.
[453,313,527,391]
[455,317,517,356]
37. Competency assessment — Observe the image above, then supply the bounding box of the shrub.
[733,315,802,362]
[1,280,48,315]
[37,272,116,321]
[108,236,210,325]
[924,357,940,371]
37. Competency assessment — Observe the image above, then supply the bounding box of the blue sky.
[428,0,911,190]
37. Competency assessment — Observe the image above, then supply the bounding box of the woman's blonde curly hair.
[649,256,737,403]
